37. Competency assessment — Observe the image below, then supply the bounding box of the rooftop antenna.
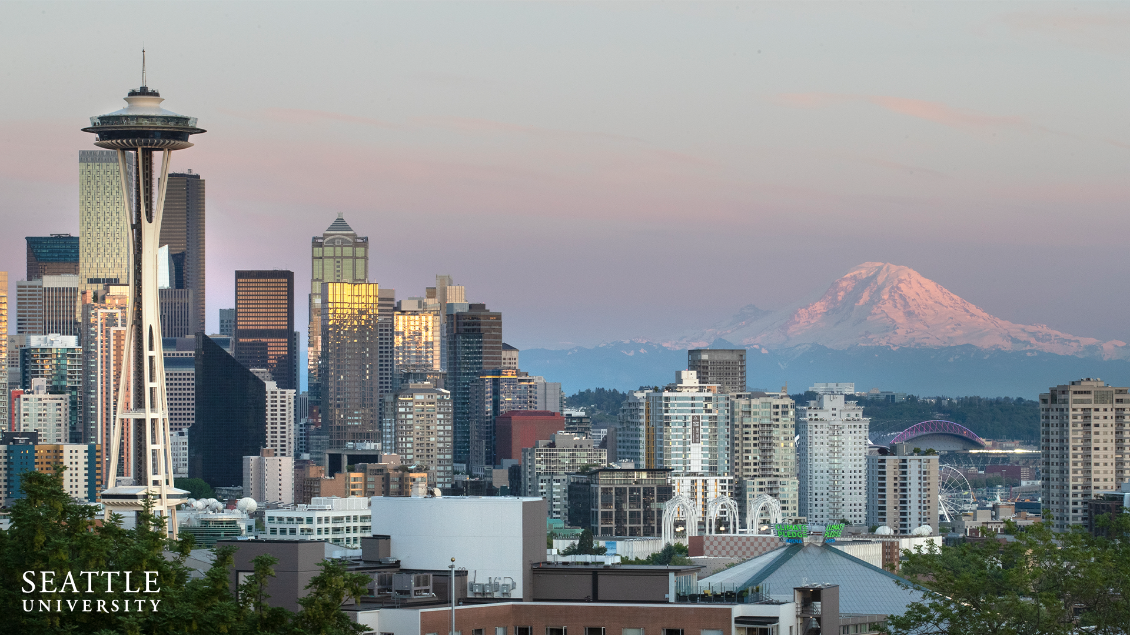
[141,47,147,88]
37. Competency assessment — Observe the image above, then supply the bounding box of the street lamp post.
[449,557,456,635]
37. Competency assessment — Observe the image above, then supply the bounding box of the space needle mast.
[82,52,205,537]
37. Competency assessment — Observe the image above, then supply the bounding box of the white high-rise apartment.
[78,150,131,312]
[1041,378,1128,531]
[615,371,730,476]
[243,449,294,504]
[265,380,296,459]
[730,391,799,525]
[16,378,70,444]
[798,390,870,526]
[867,445,938,533]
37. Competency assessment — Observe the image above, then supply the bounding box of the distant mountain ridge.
[522,262,1130,396]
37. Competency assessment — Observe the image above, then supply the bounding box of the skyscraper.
[1040,378,1128,531]
[264,380,296,459]
[159,170,205,334]
[432,275,466,372]
[393,298,441,381]
[321,282,381,447]
[797,390,870,526]
[16,275,80,336]
[468,368,538,473]
[26,235,80,280]
[447,303,502,466]
[79,292,127,485]
[0,272,6,429]
[20,335,82,443]
[234,270,297,391]
[218,308,235,337]
[158,288,193,338]
[78,150,131,313]
[308,214,369,423]
[688,349,746,394]
[190,334,266,488]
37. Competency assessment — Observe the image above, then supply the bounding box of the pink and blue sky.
[1,2,1128,352]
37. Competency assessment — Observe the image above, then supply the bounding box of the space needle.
[82,53,204,537]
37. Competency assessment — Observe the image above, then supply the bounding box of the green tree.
[0,465,385,635]
[885,515,1130,635]
[560,529,607,555]
[292,559,369,635]
[175,478,215,500]
[238,554,289,633]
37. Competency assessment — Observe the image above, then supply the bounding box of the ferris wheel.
[938,465,975,523]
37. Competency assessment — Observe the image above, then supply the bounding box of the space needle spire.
[82,59,205,538]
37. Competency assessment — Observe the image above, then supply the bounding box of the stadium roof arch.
[889,420,987,451]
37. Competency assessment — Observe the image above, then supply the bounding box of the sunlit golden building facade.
[234,270,297,391]
[308,215,369,421]
[78,150,131,317]
[321,282,381,447]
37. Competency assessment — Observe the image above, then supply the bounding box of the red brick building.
[495,410,565,461]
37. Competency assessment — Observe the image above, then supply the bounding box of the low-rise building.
[369,496,547,600]
[262,496,371,548]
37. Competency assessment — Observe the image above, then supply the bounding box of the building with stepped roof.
[698,540,929,617]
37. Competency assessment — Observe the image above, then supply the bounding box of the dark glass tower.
[189,334,266,488]
[234,270,297,390]
[26,234,80,280]
[446,304,502,467]
[159,171,205,334]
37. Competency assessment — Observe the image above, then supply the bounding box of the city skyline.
[1,3,1128,356]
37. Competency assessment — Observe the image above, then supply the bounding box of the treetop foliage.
[885,514,1130,635]
[0,467,367,635]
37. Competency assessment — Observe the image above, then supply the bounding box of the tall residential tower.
[1040,378,1128,531]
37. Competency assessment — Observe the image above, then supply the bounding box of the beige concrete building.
[393,382,453,488]
[866,446,938,534]
[1041,378,1129,531]
[729,391,800,525]
[265,380,296,459]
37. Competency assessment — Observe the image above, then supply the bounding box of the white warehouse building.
[369,496,547,601]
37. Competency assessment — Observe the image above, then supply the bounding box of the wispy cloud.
[777,92,1026,134]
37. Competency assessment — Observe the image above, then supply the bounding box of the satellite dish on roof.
[875,525,893,535]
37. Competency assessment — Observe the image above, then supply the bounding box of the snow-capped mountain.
[682,262,1128,360]
[522,262,1130,395]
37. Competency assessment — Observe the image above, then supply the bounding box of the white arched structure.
[662,494,699,544]
[706,496,740,535]
[745,494,783,535]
